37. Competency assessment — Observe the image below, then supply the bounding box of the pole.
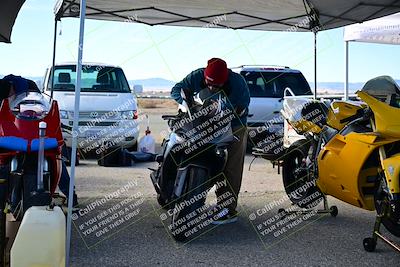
[344,41,349,100]
[37,122,46,190]
[314,31,317,99]
[66,0,86,266]
[50,19,58,100]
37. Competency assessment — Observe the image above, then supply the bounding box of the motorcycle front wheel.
[171,167,208,242]
[282,139,322,209]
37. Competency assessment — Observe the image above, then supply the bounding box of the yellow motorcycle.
[281,76,400,252]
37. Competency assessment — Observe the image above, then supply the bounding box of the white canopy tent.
[0,0,25,43]
[343,12,400,99]
[53,1,400,266]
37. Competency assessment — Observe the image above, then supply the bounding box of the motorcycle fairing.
[326,100,365,131]
[0,98,63,194]
[0,98,63,146]
[357,91,400,194]
[318,132,395,210]
[358,91,400,138]
[381,154,400,194]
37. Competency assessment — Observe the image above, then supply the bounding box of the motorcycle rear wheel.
[282,139,322,209]
[171,167,208,242]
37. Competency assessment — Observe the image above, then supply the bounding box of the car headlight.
[60,110,68,119]
[120,110,138,120]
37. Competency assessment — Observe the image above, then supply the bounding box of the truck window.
[48,65,131,93]
[241,71,312,98]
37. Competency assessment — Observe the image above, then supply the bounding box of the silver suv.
[232,65,312,159]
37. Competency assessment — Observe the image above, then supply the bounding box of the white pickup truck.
[232,65,312,160]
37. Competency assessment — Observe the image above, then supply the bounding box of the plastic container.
[138,115,156,154]
[11,206,65,267]
[138,133,156,154]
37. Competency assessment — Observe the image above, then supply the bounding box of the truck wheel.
[171,167,208,242]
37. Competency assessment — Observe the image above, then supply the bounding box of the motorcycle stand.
[278,195,338,218]
[363,211,400,253]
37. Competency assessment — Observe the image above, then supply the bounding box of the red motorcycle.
[0,91,63,263]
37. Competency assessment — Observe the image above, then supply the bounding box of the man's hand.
[235,106,247,117]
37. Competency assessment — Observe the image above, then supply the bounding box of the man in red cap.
[171,58,250,224]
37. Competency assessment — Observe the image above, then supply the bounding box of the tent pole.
[66,0,86,266]
[50,19,58,100]
[344,41,349,100]
[314,31,317,99]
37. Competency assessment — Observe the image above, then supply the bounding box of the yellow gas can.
[10,206,65,267]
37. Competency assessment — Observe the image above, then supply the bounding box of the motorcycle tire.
[157,194,174,210]
[375,186,400,237]
[171,167,208,242]
[282,139,322,209]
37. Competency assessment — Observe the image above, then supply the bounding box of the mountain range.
[2,75,399,93]
[132,78,400,93]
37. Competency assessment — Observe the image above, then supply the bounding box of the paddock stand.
[363,206,400,253]
[278,195,338,218]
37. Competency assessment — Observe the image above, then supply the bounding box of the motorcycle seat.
[0,136,28,151]
[30,138,59,151]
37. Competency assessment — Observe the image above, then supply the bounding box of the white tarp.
[56,0,400,32]
[344,12,400,44]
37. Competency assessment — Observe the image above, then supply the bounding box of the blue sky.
[0,0,399,84]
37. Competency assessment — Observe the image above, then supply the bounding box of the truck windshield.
[49,65,131,93]
[241,71,312,98]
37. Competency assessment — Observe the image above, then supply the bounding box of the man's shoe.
[211,208,238,225]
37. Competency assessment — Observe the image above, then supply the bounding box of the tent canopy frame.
[56,1,400,266]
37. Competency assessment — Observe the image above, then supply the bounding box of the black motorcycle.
[150,88,236,241]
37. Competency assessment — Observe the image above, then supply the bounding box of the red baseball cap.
[204,58,228,85]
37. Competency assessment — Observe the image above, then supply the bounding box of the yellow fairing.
[381,154,400,194]
[291,119,322,134]
[357,91,400,138]
[327,101,365,130]
[317,132,393,210]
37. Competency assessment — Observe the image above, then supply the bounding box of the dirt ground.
[67,102,400,266]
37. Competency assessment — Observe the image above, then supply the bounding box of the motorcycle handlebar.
[339,107,371,124]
